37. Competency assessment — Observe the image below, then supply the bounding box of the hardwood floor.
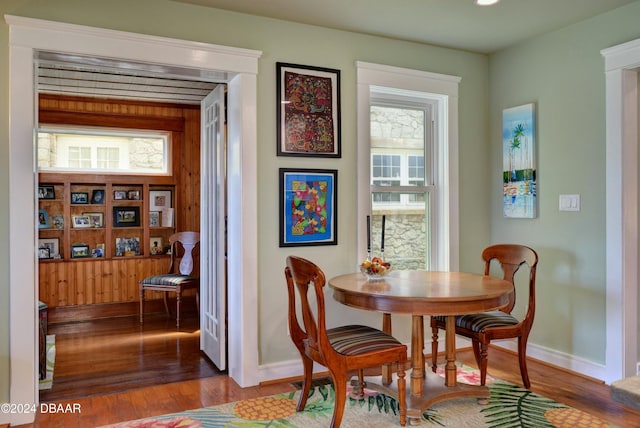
[39,313,222,402]
[19,316,640,427]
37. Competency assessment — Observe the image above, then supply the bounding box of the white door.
[200,84,227,370]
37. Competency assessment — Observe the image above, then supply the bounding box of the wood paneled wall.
[38,95,201,315]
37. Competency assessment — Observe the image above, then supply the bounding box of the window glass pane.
[38,128,170,175]
[97,147,120,169]
[369,194,430,270]
[68,147,92,168]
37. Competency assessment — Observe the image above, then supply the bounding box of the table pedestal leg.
[410,315,424,396]
[445,315,457,387]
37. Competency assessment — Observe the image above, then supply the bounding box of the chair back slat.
[285,256,327,357]
[482,244,538,314]
[170,232,200,275]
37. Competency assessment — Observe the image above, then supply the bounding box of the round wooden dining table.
[328,269,513,420]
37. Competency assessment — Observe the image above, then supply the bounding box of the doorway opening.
[7,16,261,424]
[34,54,225,399]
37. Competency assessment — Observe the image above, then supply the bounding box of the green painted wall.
[1,0,638,404]
[488,2,640,363]
[0,0,489,402]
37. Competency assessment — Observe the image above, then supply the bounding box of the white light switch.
[559,194,580,211]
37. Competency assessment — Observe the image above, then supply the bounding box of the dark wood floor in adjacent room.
[39,313,222,402]
[22,316,640,427]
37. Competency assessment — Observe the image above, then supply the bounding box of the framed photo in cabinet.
[71,192,89,204]
[91,189,105,204]
[38,185,55,200]
[115,237,140,257]
[149,211,160,227]
[83,212,104,228]
[150,237,164,255]
[113,206,140,227]
[149,190,172,211]
[38,209,50,229]
[127,190,141,200]
[38,238,59,259]
[71,244,90,258]
[52,215,64,229]
[72,215,92,228]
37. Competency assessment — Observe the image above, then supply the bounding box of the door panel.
[200,85,227,370]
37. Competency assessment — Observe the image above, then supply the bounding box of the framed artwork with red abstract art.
[276,62,341,157]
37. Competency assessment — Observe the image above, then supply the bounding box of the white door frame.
[602,38,640,383]
[5,15,261,425]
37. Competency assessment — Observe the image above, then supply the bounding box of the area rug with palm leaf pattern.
[101,366,616,427]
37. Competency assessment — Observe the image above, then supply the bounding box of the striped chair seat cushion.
[327,325,403,355]
[434,311,520,333]
[141,274,197,286]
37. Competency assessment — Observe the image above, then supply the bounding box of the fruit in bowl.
[360,257,392,279]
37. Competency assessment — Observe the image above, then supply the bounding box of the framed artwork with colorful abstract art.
[276,62,341,157]
[279,168,338,247]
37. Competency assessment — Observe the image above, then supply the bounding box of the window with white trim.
[37,126,171,175]
[357,62,460,272]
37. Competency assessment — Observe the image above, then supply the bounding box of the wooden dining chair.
[430,244,538,388]
[285,256,407,427]
[139,231,200,328]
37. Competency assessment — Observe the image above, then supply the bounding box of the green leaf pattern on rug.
[292,384,335,420]
[481,381,566,427]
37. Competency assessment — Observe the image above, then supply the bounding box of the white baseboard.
[487,339,607,383]
[258,337,608,385]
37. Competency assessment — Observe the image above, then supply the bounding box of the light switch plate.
[559,194,580,211]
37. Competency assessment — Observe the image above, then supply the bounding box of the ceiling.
[37,52,219,105]
[38,0,638,104]
[174,0,638,54]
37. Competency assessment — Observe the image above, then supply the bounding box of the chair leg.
[478,342,489,386]
[329,370,348,428]
[471,339,481,368]
[176,289,182,328]
[430,324,439,372]
[517,335,531,389]
[139,287,144,324]
[162,291,171,317]
[397,362,407,427]
[297,355,314,411]
[350,369,365,399]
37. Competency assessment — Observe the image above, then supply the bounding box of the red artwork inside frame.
[277,63,341,157]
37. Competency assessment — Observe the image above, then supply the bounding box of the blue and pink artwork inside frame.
[503,103,537,218]
[279,168,337,247]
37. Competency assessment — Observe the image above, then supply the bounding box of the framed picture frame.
[72,215,92,228]
[71,192,89,204]
[149,190,173,211]
[115,237,141,257]
[38,185,55,200]
[149,211,160,227]
[113,206,140,227]
[91,248,104,258]
[38,209,50,229]
[38,246,50,259]
[70,244,91,259]
[127,190,141,200]
[91,189,105,204]
[279,168,337,247]
[276,62,341,158]
[150,237,164,255]
[38,238,59,259]
[502,103,537,219]
[52,215,64,229]
[113,190,127,200]
[83,212,104,228]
